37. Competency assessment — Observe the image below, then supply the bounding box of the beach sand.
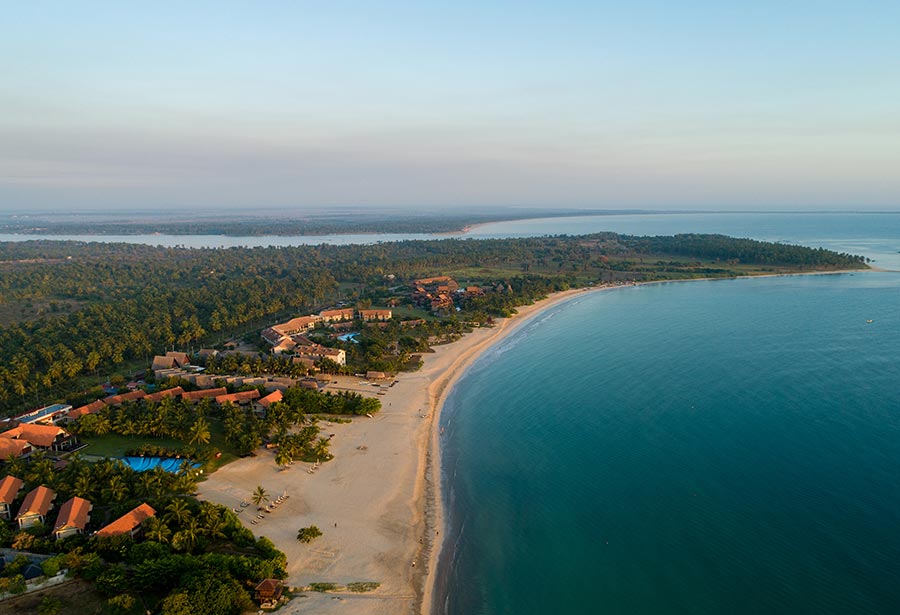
[196,287,592,615]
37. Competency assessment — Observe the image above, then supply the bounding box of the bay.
[439,272,900,615]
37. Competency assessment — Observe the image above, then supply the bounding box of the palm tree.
[145,517,172,543]
[187,417,211,446]
[251,485,269,507]
[274,448,292,469]
[172,518,202,552]
[165,498,191,526]
[73,473,94,499]
[102,475,129,503]
[313,437,331,463]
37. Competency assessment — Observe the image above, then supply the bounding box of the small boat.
[867,319,874,323]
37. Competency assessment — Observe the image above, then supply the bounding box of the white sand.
[197,288,592,615]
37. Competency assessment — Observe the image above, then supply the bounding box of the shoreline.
[195,268,873,615]
[418,267,874,615]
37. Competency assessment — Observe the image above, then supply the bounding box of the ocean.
[438,272,900,614]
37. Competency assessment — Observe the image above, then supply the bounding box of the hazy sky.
[2,1,899,212]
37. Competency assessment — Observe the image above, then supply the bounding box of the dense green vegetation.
[0,453,285,613]
[0,234,866,416]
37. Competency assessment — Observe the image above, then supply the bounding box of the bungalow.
[103,390,146,406]
[215,390,261,406]
[255,578,284,605]
[291,356,316,370]
[359,309,393,322]
[96,503,155,538]
[0,438,32,460]
[197,348,219,359]
[1,423,78,452]
[17,485,55,529]
[0,475,23,519]
[182,387,228,403]
[253,390,283,416]
[319,308,355,323]
[143,386,184,403]
[294,343,346,366]
[53,496,92,540]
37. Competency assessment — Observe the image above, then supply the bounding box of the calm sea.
[438,272,900,614]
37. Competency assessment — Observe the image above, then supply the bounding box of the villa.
[359,309,393,322]
[17,485,56,529]
[0,423,78,452]
[0,475,23,519]
[53,496,92,540]
[96,503,156,538]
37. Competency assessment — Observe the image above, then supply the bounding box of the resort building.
[319,308,355,322]
[294,343,346,366]
[62,399,106,424]
[102,390,146,406]
[143,386,185,403]
[0,423,78,452]
[17,485,56,529]
[0,475,23,519]
[53,496,92,540]
[182,387,228,403]
[96,503,156,538]
[2,404,73,426]
[215,390,261,406]
[359,309,393,322]
[253,390,283,416]
[0,438,32,460]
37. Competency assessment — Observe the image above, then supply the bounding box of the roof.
[319,308,354,319]
[103,390,146,405]
[18,485,55,518]
[255,578,283,592]
[10,404,73,424]
[272,316,320,335]
[69,399,107,419]
[0,475,23,504]
[1,423,69,448]
[0,438,31,459]
[165,351,190,366]
[95,503,156,537]
[143,386,184,403]
[257,390,283,408]
[216,390,261,404]
[54,496,92,532]
[151,355,177,370]
[181,387,228,402]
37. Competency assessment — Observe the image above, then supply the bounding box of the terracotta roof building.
[96,503,156,538]
[0,475,23,520]
[53,496,92,540]
[319,308,355,322]
[182,387,228,402]
[215,390,261,405]
[63,399,106,424]
[359,309,393,322]
[103,390,146,406]
[143,386,184,403]
[0,438,32,460]
[17,485,56,529]
[1,423,77,452]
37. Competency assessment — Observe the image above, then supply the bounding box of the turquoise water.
[439,272,900,614]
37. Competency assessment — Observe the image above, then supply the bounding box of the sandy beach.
[196,287,593,615]
[196,271,867,614]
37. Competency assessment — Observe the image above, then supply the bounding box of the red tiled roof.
[18,485,55,517]
[96,503,155,537]
[143,386,184,403]
[257,390,283,408]
[0,438,31,459]
[216,390,261,404]
[54,496,91,532]
[182,387,227,402]
[0,475,23,504]
[103,390,146,405]
[1,423,68,448]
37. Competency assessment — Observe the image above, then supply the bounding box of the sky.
[2,1,899,213]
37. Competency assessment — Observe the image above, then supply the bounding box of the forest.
[0,233,867,416]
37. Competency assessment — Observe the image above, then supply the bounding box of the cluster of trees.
[72,397,211,446]
[0,454,286,614]
[0,233,867,415]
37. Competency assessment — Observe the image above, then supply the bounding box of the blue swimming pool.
[120,456,200,473]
